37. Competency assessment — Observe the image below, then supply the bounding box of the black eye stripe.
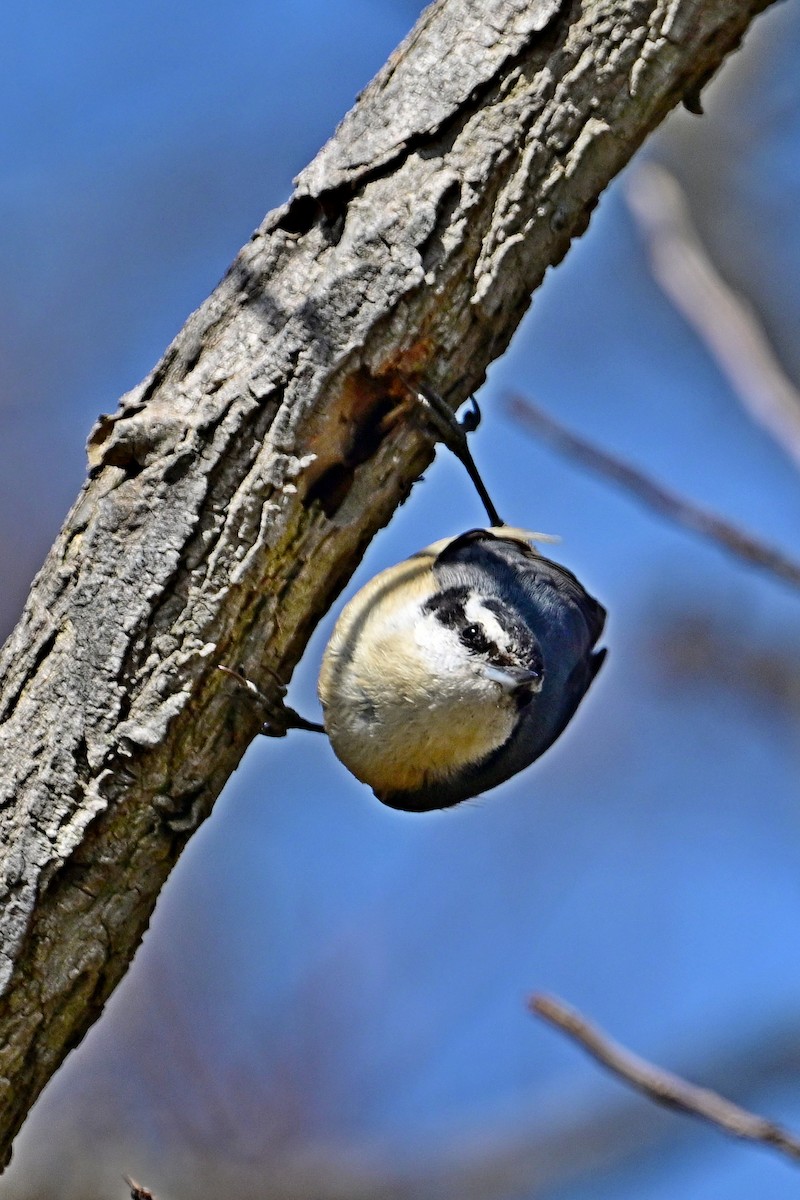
[460,622,494,655]
[423,586,540,670]
[422,585,471,629]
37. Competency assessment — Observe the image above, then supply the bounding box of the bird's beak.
[482,664,543,693]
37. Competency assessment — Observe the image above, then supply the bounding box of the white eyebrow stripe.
[463,594,510,651]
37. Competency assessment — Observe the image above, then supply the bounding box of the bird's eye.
[461,622,493,654]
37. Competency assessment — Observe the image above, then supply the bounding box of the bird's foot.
[399,374,503,526]
[218,665,324,737]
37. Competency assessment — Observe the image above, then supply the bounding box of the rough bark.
[0,0,776,1165]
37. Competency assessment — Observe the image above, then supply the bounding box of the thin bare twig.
[123,1175,157,1200]
[625,162,800,469]
[530,993,800,1165]
[508,393,800,592]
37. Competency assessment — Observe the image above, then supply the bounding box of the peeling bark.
[0,0,776,1165]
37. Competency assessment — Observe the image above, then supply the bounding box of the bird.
[317,382,606,811]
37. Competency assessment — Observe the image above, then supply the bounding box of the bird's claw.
[218,664,324,738]
[458,395,482,436]
[401,375,478,458]
[398,374,503,527]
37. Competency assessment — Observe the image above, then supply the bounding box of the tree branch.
[123,1177,157,1200]
[530,994,800,1165]
[625,162,800,469]
[508,393,800,590]
[0,0,778,1165]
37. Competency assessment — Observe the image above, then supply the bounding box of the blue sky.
[2,4,800,1198]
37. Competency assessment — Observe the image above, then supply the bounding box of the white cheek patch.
[413,611,466,678]
[464,594,510,652]
[377,600,467,685]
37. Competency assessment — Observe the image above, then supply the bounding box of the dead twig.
[123,1176,157,1200]
[625,162,800,470]
[508,392,800,592]
[530,993,800,1165]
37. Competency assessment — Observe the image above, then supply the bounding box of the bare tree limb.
[123,1177,157,1200]
[0,0,778,1165]
[625,161,800,468]
[530,993,800,1165]
[509,393,800,591]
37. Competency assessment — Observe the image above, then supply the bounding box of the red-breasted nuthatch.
[317,384,606,811]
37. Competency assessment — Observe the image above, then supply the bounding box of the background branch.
[509,392,800,590]
[0,0,778,1165]
[625,162,800,469]
[123,1178,156,1200]
[530,993,800,1166]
